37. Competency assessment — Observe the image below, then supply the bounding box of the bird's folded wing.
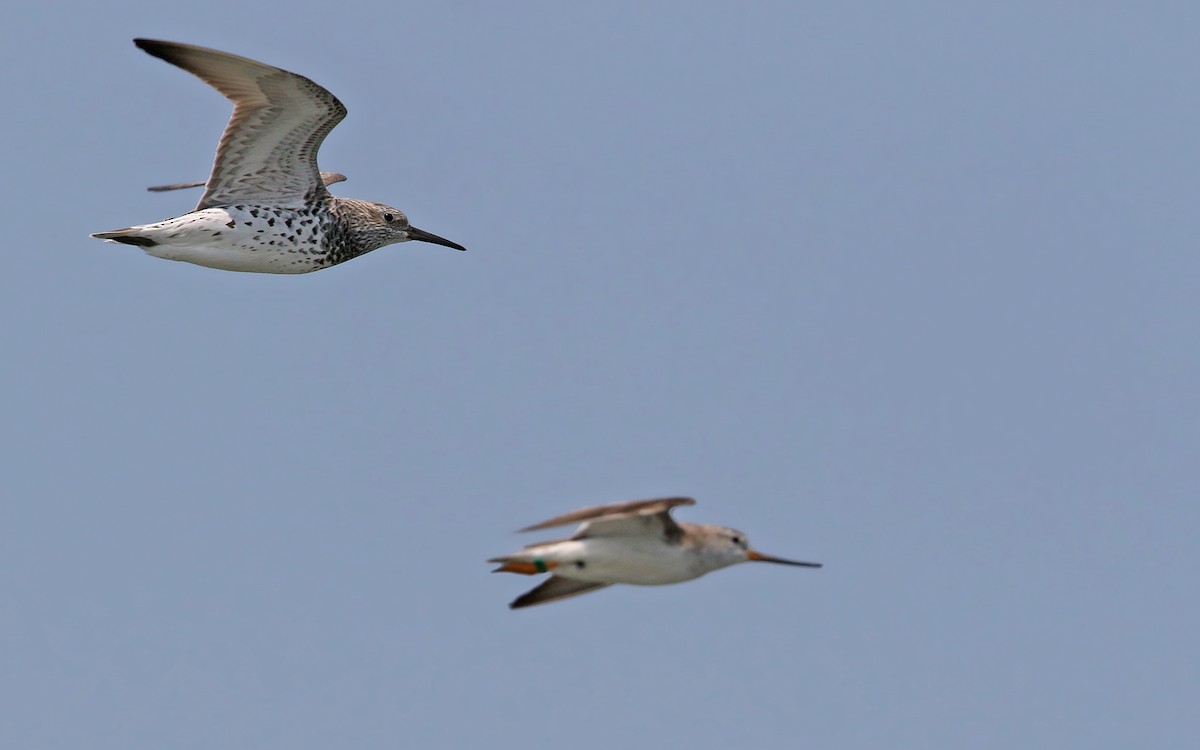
[519,497,695,532]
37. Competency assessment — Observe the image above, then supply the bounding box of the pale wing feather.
[519,497,695,532]
[574,512,680,542]
[134,39,347,210]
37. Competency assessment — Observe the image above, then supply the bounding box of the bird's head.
[700,525,823,572]
[355,201,466,253]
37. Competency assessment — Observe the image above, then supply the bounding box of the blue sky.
[2,2,1198,748]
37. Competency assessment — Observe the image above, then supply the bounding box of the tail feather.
[91,230,158,247]
[488,555,559,575]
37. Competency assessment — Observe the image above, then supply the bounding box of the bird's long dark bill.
[408,225,466,251]
[747,550,822,568]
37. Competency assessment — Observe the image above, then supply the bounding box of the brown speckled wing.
[509,576,612,609]
[134,39,347,210]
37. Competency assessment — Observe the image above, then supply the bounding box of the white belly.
[545,538,707,586]
[129,206,329,274]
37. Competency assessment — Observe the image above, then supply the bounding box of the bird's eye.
[731,536,742,546]
[575,560,587,569]
[383,213,395,223]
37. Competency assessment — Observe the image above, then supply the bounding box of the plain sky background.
[2,2,1198,748]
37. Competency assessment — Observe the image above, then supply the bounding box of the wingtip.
[146,180,206,192]
[132,38,186,65]
[507,592,545,609]
[504,577,611,609]
[132,38,169,62]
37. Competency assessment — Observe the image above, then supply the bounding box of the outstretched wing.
[509,576,612,609]
[519,497,695,542]
[134,39,347,210]
[147,171,347,193]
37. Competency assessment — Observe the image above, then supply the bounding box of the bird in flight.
[93,39,465,273]
[490,497,821,608]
